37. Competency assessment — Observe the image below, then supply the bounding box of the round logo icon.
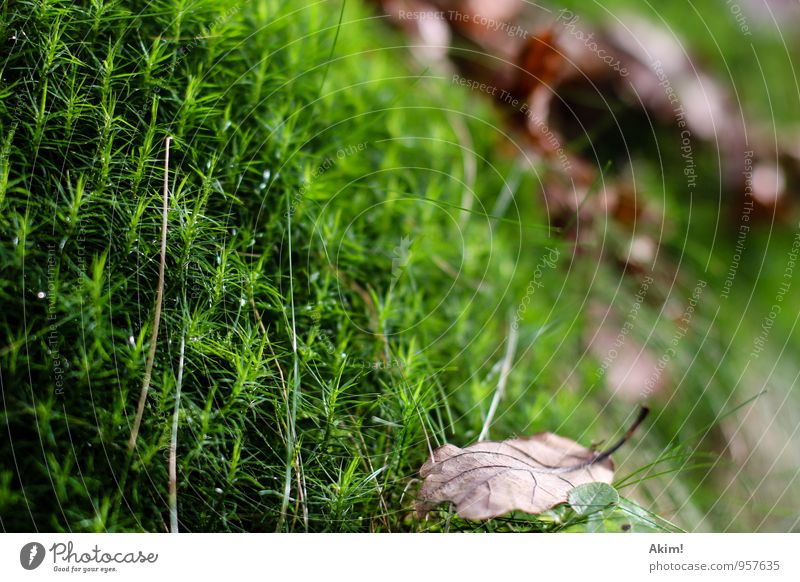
[20,542,46,570]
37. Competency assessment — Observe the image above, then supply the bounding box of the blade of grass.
[478,318,519,441]
[169,330,186,533]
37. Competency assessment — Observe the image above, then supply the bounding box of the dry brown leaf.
[417,408,648,520]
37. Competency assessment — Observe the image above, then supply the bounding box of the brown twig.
[128,136,172,451]
[518,406,651,475]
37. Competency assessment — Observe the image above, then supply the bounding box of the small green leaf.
[568,482,619,516]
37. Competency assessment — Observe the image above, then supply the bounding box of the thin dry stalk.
[478,320,519,442]
[169,332,186,533]
[128,136,172,451]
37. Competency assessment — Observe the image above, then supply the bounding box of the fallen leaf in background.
[373,0,800,222]
[513,28,564,97]
[586,302,664,402]
[416,407,649,520]
[382,0,452,63]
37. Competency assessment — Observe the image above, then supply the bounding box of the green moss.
[4,0,796,533]
[0,0,566,532]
